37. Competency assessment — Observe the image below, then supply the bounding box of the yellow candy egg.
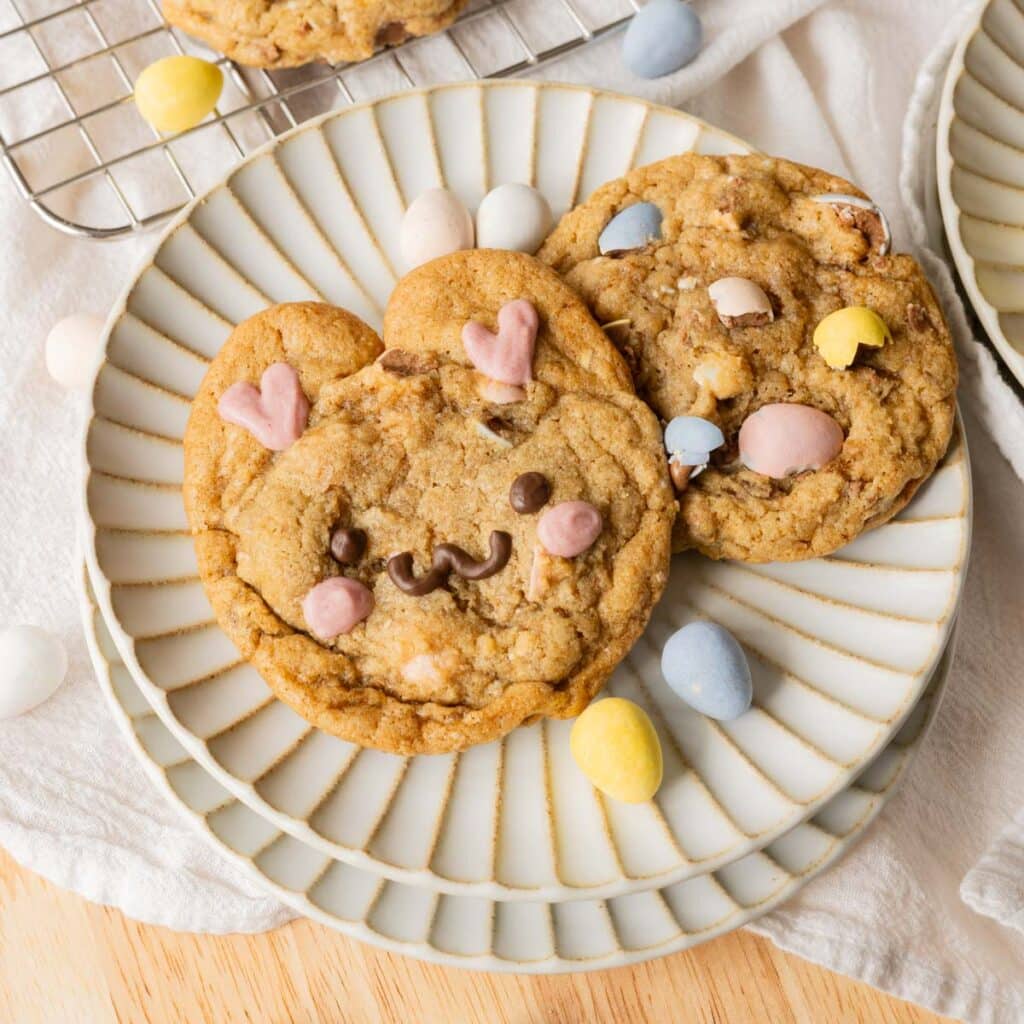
[134,56,223,134]
[813,306,891,369]
[570,697,663,803]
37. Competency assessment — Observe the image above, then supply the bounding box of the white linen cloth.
[1,0,1023,1019]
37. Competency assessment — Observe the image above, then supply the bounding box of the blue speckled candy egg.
[598,202,663,256]
[664,416,724,459]
[623,0,703,80]
[661,621,753,721]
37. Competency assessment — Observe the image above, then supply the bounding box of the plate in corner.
[938,0,1024,388]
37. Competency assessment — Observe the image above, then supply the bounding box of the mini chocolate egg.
[708,277,774,328]
[570,697,663,803]
[661,621,752,721]
[400,187,474,270]
[813,306,891,369]
[0,625,68,720]
[622,0,703,80]
[45,313,106,391]
[476,183,553,253]
[598,202,663,256]
[664,416,724,460]
[739,403,844,479]
[134,56,223,134]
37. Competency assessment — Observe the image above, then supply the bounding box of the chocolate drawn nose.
[387,531,513,596]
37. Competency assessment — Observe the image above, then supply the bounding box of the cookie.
[539,153,958,562]
[162,0,467,68]
[183,255,675,755]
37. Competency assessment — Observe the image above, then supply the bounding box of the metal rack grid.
[0,0,639,239]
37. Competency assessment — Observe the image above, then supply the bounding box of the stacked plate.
[938,0,1024,389]
[80,82,971,971]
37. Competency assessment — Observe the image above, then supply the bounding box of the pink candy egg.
[537,501,603,558]
[739,403,844,479]
[302,577,374,639]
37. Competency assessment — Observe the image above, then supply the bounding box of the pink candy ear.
[462,299,538,386]
[218,362,309,451]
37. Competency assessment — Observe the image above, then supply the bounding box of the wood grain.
[0,849,954,1024]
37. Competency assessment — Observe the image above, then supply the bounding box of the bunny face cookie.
[183,255,674,755]
[539,154,958,563]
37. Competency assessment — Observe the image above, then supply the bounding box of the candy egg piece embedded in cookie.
[707,277,774,328]
[476,183,554,253]
[664,416,725,460]
[812,193,891,255]
[184,256,674,755]
[598,202,663,256]
[813,306,891,369]
[739,403,845,478]
[400,187,475,270]
[570,697,663,802]
[660,621,752,721]
[539,152,957,562]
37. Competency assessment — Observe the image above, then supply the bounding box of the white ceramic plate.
[938,0,1024,388]
[83,81,971,902]
[81,570,957,972]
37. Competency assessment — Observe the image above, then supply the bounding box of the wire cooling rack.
[0,0,638,239]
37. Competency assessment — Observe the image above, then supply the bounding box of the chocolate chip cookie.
[538,153,958,562]
[162,0,467,68]
[183,254,674,755]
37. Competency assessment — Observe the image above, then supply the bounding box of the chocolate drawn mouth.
[387,531,513,596]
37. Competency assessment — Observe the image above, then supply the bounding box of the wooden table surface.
[0,848,955,1024]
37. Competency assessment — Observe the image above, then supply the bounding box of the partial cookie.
[184,257,674,756]
[162,0,467,68]
[539,153,958,562]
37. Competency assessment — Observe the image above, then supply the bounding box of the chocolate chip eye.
[509,472,550,514]
[330,527,367,565]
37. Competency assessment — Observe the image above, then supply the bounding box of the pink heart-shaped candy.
[461,299,538,386]
[218,362,309,451]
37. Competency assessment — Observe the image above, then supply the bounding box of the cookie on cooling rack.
[183,253,674,755]
[162,0,468,68]
[538,153,958,563]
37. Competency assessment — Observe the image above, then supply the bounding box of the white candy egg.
[0,625,69,720]
[400,188,474,270]
[476,183,553,254]
[45,313,106,391]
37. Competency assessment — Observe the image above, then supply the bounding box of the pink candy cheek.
[537,501,603,558]
[302,577,374,640]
